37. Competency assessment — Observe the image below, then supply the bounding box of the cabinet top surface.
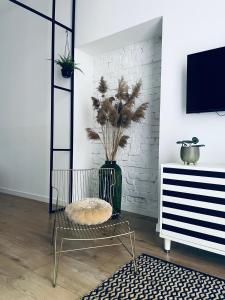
[161,163,225,172]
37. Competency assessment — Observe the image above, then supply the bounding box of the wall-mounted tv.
[186,46,225,113]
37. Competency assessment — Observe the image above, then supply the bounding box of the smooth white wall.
[73,48,93,169]
[2,0,225,207]
[0,1,76,201]
[76,0,225,218]
[75,0,163,47]
[76,0,225,165]
[160,0,225,164]
[0,7,51,201]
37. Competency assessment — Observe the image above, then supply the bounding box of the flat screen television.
[186,46,225,113]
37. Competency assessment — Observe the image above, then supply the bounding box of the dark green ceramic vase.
[100,160,122,215]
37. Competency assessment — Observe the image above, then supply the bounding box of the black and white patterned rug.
[82,253,225,299]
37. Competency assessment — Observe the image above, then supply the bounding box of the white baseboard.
[0,187,48,203]
[155,222,160,232]
[0,189,160,221]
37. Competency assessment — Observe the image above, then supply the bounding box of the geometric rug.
[82,253,225,299]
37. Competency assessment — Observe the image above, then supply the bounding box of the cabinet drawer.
[160,166,225,253]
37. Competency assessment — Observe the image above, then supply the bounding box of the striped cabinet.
[159,163,225,256]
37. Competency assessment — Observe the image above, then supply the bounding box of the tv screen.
[186,46,225,113]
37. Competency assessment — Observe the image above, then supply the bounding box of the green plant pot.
[100,160,122,215]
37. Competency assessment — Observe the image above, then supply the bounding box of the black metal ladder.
[49,0,75,213]
[8,0,76,213]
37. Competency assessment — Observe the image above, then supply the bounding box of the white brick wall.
[91,38,162,218]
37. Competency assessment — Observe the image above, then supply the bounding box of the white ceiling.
[78,17,162,56]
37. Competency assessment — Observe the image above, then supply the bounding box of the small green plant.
[55,53,83,72]
[176,137,205,147]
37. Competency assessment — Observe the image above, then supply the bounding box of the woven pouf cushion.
[65,198,112,225]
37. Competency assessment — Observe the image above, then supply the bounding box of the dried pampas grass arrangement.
[86,76,148,161]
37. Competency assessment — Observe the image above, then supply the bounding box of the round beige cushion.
[65,198,112,225]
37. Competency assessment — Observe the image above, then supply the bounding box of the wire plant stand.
[51,168,137,287]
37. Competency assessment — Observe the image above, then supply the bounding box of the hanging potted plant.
[52,31,83,78]
[55,53,83,78]
[86,76,148,214]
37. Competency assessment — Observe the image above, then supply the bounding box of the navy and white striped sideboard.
[160,163,225,256]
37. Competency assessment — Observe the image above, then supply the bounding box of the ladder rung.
[50,207,65,214]
[53,149,71,151]
[54,85,72,92]
[54,21,72,32]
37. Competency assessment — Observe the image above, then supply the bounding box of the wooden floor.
[0,193,224,300]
